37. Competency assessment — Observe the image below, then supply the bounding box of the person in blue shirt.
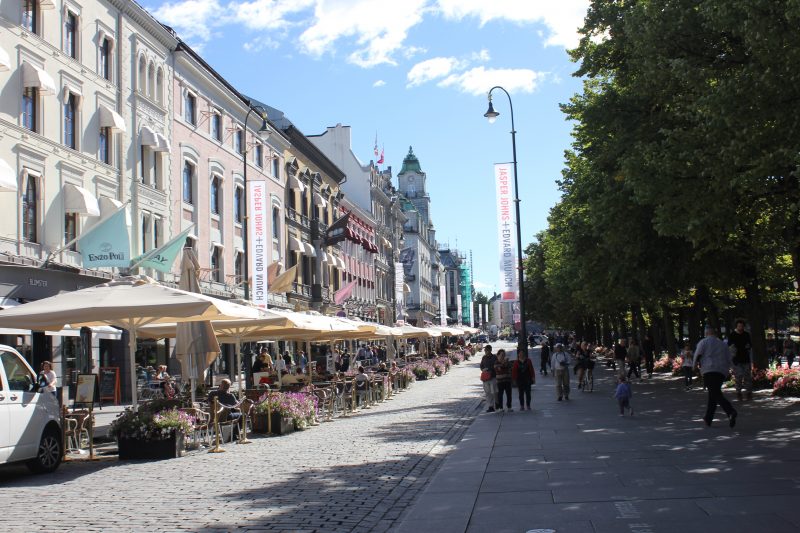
[614,375,633,416]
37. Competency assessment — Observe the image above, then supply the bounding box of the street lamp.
[484,86,528,358]
[241,104,271,301]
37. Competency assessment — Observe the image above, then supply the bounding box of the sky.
[141,0,590,297]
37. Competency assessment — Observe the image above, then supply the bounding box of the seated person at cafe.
[252,350,273,373]
[355,366,369,383]
[378,362,389,374]
[281,368,306,386]
[207,379,241,422]
[156,365,170,380]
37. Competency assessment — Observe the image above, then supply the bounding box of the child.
[681,342,694,390]
[614,375,633,416]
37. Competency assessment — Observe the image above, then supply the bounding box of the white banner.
[439,285,446,326]
[248,180,269,309]
[394,261,405,322]
[495,163,517,302]
[483,304,488,325]
[457,294,463,325]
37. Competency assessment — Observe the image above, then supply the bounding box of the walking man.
[727,319,753,401]
[540,341,550,376]
[694,325,737,427]
[614,338,627,374]
[480,345,498,413]
[551,343,571,401]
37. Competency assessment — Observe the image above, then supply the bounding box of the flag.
[269,265,297,294]
[130,225,194,272]
[267,261,282,285]
[377,146,384,165]
[78,207,131,268]
[373,133,378,157]
[334,279,358,305]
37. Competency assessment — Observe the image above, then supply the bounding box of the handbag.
[480,370,492,382]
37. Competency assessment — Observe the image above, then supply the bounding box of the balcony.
[287,208,310,230]
[292,282,312,298]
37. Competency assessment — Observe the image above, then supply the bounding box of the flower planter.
[118,430,184,460]
[252,413,269,434]
[270,412,294,435]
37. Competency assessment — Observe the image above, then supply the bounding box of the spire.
[400,146,421,174]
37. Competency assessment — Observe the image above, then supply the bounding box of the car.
[475,334,488,343]
[529,334,549,347]
[0,344,62,473]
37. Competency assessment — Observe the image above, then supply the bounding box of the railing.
[292,282,312,298]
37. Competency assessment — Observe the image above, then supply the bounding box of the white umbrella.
[0,276,261,403]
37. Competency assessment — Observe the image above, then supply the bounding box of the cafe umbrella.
[0,276,261,403]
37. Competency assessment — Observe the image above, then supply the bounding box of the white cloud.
[373,79,386,87]
[232,0,314,31]
[153,0,225,42]
[473,280,494,291]
[435,0,590,49]
[471,49,490,62]
[406,57,464,87]
[439,66,545,96]
[402,46,427,60]
[243,35,280,53]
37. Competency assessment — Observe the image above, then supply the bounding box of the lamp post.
[484,86,528,358]
[241,104,271,301]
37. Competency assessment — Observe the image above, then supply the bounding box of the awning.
[337,256,347,270]
[313,192,327,208]
[288,236,303,252]
[63,83,82,100]
[140,126,158,147]
[98,105,126,132]
[319,250,328,264]
[63,183,100,216]
[0,158,17,192]
[154,133,171,153]
[0,45,10,71]
[302,242,316,258]
[288,174,306,193]
[22,61,56,95]
[403,283,411,293]
[382,237,392,249]
[45,325,122,340]
[99,196,122,215]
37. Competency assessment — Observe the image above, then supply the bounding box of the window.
[22,87,37,132]
[141,213,150,253]
[64,93,77,149]
[211,112,221,141]
[100,38,111,81]
[64,213,77,251]
[235,251,243,283]
[154,217,162,250]
[147,62,155,98]
[155,68,163,105]
[234,128,243,154]
[182,161,194,204]
[272,207,280,240]
[99,126,111,164]
[184,92,196,125]
[254,144,263,168]
[288,189,296,211]
[0,351,36,392]
[210,175,221,215]
[138,57,146,92]
[23,175,37,243]
[272,157,280,179]
[234,186,243,224]
[211,247,222,282]
[23,0,38,34]
[65,12,77,59]
[301,189,308,217]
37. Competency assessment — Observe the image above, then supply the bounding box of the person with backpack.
[512,349,536,410]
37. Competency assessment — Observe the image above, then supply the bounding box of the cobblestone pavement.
[0,352,492,533]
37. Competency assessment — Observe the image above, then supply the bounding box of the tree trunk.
[602,314,613,347]
[744,280,768,369]
[688,294,701,348]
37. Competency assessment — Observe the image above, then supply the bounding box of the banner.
[334,279,357,305]
[78,207,130,267]
[130,225,193,272]
[457,294,463,325]
[248,180,269,308]
[439,285,446,326]
[495,163,517,301]
[394,261,405,322]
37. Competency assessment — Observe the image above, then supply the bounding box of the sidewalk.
[394,356,800,533]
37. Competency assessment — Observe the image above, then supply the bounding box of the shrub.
[773,374,800,397]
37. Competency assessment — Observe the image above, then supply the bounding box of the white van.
[0,344,62,473]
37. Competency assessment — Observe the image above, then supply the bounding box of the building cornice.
[108,0,179,49]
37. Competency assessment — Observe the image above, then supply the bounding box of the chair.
[355,378,370,409]
[178,407,210,447]
[64,410,92,454]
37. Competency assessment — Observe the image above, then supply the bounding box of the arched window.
[155,68,164,105]
[100,38,112,81]
[182,160,194,205]
[138,56,146,93]
[234,186,244,224]
[272,207,280,240]
[147,62,155,98]
[64,93,77,149]
[22,175,38,242]
[210,175,221,215]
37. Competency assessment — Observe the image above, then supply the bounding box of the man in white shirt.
[551,343,571,401]
[694,325,737,427]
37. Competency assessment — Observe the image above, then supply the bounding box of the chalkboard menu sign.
[99,367,120,405]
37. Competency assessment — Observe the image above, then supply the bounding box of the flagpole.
[128,223,196,271]
[43,200,131,266]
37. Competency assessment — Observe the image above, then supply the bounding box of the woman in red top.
[512,350,536,410]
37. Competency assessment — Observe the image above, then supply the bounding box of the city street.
[0,345,496,533]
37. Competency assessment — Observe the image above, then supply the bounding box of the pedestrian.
[783,337,795,369]
[37,361,57,398]
[727,319,753,401]
[642,334,655,378]
[480,345,498,413]
[512,349,535,410]
[626,338,641,379]
[681,341,694,390]
[614,375,633,416]
[494,349,513,412]
[540,341,550,376]
[614,338,627,373]
[551,343,571,401]
[693,325,737,427]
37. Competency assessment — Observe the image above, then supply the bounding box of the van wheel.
[26,428,62,474]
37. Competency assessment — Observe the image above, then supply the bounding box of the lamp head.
[484,99,499,124]
[258,113,271,139]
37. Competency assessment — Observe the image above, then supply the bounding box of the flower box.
[252,413,269,434]
[118,430,184,461]
[270,412,294,435]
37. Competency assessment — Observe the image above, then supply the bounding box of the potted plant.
[253,391,317,434]
[110,407,193,460]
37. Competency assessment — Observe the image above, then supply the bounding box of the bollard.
[208,396,226,453]
[61,405,68,461]
[238,399,252,444]
[267,391,272,434]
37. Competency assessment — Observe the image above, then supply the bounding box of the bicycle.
[580,361,594,392]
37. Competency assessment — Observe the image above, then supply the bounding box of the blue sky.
[142,0,589,297]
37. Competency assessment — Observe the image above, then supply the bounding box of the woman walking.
[480,345,498,413]
[681,342,694,390]
[494,349,513,412]
[512,349,536,410]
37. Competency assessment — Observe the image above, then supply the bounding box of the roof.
[399,146,422,174]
